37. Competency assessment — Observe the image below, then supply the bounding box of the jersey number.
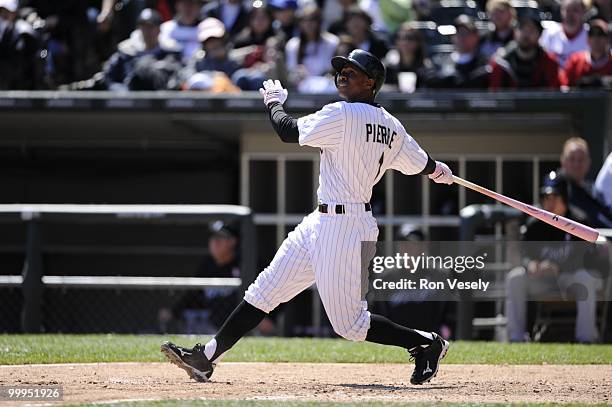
[375,152,384,179]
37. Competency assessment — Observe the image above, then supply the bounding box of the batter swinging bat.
[452,175,600,242]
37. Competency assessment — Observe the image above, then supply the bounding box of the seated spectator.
[564,19,611,88]
[268,0,298,41]
[505,172,604,343]
[160,0,201,63]
[557,137,612,228]
[429,14,490,89]
[327,0,357,35]
[384,22,436,91]
[158,222,241,334]
[540,0,589,67]
[232,35,289,90]
[285,5,339,91]
[489,12,565,89]
[201,0,249,39]
[102,9,182,91]
[181,17,241,89]
[340,6,388,60]
[480,0,516,58]
[0,0,43,90]
[233,4,280,49]
[595,152,612,210]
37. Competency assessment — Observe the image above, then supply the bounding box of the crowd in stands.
[0,0,609,92]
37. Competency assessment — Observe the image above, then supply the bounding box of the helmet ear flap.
[334,72,340,88]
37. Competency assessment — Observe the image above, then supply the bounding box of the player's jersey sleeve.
[297,102,345,149]
[388,128,429,175]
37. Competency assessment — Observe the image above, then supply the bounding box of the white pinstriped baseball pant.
[244,205,379,341]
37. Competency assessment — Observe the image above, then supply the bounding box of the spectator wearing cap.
[201,0,249,40]
[160,0,201,63]
[480,0,516,58]
[285,5,339,91]
[540,0,590,67]
[556,137,612,228]
[384,22,436,90]
[101,8,182,91]
[337,6,388,60]
[430,15,490,89]
[489,12,566,89]
[0,0,43,89]
[269,0,298,41]
[505,171,604,343]
[158,221,242,334]
[181,17,242,91]
[564,19,611,88]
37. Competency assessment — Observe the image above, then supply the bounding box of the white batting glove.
[259,79,288,107]
[428,161,454,185]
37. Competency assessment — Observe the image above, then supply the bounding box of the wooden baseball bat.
[452,175,599,242]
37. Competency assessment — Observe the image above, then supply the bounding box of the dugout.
[0,90,610,336]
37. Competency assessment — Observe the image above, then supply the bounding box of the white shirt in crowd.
[285,32,339,76]
[159,20,200,63]
[595,152,612,209]
[539,22,589,67]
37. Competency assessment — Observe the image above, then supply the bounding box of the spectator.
[540,0,589,67]
[595,152,612,210]
[268,0,298,41]
[557,137,612,228]
[232,35,288,90]
[0,0,43,90]
[384,22,436,91]
[158,222,241,334]
[564,19,611,88]
[201,0,249,39]
[181,17,242,91]
[100,9,181,91]
[505,172,604,343]
[233,4,280,49]
[327,0,357,36]
[480,0,516,58]
[160,0,201,63]
[285,5,339,91]
[340,6,388,60]
[489,12,565,89]
[430,14,490,89]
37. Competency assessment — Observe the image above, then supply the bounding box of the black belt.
[318,203,371,214]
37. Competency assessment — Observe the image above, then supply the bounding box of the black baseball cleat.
[160,341,215,382]
[408,333,450,385]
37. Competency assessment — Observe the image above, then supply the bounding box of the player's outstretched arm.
[259,80,299,143]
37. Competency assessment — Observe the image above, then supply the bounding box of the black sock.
[210,300,266,361]
[365,314,434,350]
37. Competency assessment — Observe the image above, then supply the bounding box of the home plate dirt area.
[1,362,610,405]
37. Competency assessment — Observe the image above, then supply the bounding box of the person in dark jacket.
[480,0,516,58]
[103,8,182,91]
[489,12,566,89]
[429,14,490,89]
[337,5,388,60]
[505,171,605,343]
[201,0,249,40]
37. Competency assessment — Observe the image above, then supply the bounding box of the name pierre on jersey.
[365,123,397,149]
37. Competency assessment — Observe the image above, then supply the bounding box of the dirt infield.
[1,362,610,405]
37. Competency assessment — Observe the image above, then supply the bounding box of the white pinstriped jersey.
[297,101,429,204]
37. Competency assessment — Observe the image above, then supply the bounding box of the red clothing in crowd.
[489,45,567,90]
[564,50,612,86]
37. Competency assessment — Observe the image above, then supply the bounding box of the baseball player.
[162,49,453,385]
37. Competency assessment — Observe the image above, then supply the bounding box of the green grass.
[1,335,611,365]
[71,402,611,407]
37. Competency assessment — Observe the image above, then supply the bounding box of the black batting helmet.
[331,49,386,96]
